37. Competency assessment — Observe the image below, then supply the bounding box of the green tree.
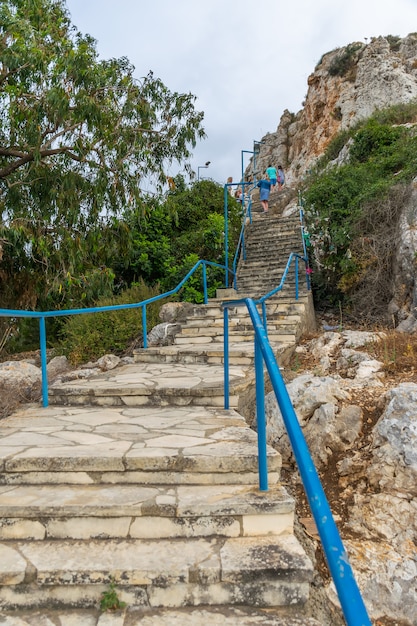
[119,179,242,298]
[303,111,417,318]
[0,0,205,311]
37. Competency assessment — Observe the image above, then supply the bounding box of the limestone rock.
[159,302,194,323]
[367,383,417,497]
[47,355,71,380]
[147,322,181,346]
[96,354,121,371]
[0,360,41,400]
[250,34,417,187]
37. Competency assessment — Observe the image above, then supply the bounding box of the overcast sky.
[65,0,417,190]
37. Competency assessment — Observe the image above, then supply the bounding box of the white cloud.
[65,0,417,186]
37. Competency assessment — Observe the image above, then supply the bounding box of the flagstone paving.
[0,212,322,623]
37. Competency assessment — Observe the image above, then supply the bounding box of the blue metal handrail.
[256,251,311,332]
[0,259,234,408]
[232,184,256,289]
[222,296,371,626]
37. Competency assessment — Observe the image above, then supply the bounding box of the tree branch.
[0,146,83,178]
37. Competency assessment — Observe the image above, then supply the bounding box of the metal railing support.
[142,306,147,349]
[231,298,371,626]
[39,316,49,407]
[202,262,208,303]
[223,306,230,410]
[254,335,268,490]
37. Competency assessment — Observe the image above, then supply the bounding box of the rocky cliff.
[252,33,417,186]
[250,33,417,332]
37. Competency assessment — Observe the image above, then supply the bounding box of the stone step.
[134,341,295,367]
[244,242,302,253]
[0,404,282,486]
[0,534,314,610]
[245,237,301,246]
[239,249,302,258]
[48,362,252,409]
[175,327,298,343]
[242,258,303,267]
[246,225,300,232]
[0,606,323,625]
[180,314,302,329]
[0,483,294,541]
[235,286,309,300]
[236,276,309,286]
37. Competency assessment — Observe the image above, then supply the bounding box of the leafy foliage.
[99,578,127,613]
[58,281,162,365]
[302,108,417,320]
[0,0,205,313]
[328,43,363,78]
[119,179,242,296]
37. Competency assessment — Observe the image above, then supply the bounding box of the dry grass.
[364,329,417,377]
[287,324,417,387]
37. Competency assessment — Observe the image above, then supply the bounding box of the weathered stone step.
[48,362,251,409]
[0,534,313,610]
[236,285,309,299]
[242,258,302,268]
[246,226,299,235]
[0,483,294,541]
[134,341,295,367]
[0,404,282,486]
[175,326,299,343]
[236,275,309,285]
[180,314,302,329]
[244,241,302,253]
[0,606,323,625]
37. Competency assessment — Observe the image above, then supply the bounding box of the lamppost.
[197,161,211,181]
[241,141,265,184]
[253,140,265,181]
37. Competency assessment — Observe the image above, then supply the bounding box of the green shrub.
[349,120,404,163]
[386,35,401,51]
[328,43,362,78]
[59,281,162,365]
[302,109,417,321]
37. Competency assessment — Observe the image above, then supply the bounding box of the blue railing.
[232,184,256,289]
[256,251,311,333]
[0,209,370,623]
[0,259,234,408]
[222,297,371,626]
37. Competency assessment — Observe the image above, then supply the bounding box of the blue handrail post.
[223,306,230,409]
[142,306,147,349]
[202,262,208,304]
[255,336,268,491]
[223,184,229,287]
[244,298,371,626]
[39,316,49,408]
[295,256,299,299]
[261,301,268,337]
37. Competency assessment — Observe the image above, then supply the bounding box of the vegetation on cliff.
[302,101,417,322]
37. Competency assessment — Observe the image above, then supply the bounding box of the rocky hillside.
[249,33,417,334]
[244,34,417,625]
[252,34,417,185]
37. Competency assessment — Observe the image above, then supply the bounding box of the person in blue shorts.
[257,175,272,213]
[266,165,277,190]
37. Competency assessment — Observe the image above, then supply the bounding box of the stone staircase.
[0,200,320,625]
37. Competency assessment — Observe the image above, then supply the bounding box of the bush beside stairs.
[0,192,320,625]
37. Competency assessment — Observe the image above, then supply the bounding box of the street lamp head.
[205,161,210,167]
